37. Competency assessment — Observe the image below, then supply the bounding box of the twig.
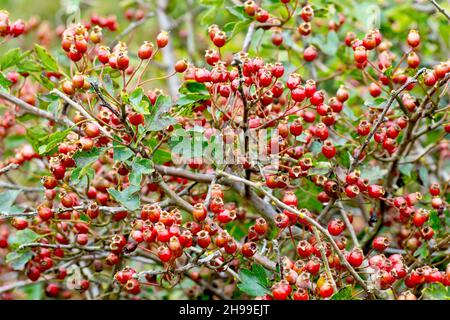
[242,22,256,53]
[311,226,338,293]
[349,68,427,172]
[337,202,360,248]
[50,89,112,139]
[0,91,75,128]
[153,172,195,212]
[217,170,374,296]
[429,0,450,21]
[110,12,155,47]
[0,163,19,175]
[0,181,43,192]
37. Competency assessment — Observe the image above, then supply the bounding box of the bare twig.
[349,68,426,172]
[0,91,75,128]
[0,163,19,175]
[429,0,450,21]
[311,226,338,292]
[110,12,155,47]
[337,202,360,248]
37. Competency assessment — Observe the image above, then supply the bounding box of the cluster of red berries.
[0,10,26,38]
[124,7,148,22]
[90,14,118,32]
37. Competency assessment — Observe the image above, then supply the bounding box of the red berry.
[303,45,318,62]
[354,46,367,63]
[241,241,257,258]
[138,41,154,60]
[407,30,420,47]
[346,248,364,267]
[367,185,385,198]
[156,31,169,48]
[373,236,390,251]
[328,219,345,236]
[322,140,336,159]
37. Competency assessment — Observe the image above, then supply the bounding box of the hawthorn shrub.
[0,0,448,300]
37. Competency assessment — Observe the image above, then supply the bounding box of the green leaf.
[36,128,72,156]
[128,156,154,185]
[429,210,442,233]
[414,242,429,259]
[310,141,322,155]
[179,81,209,95]
[0,189,24,216]
[321,31,339,56]
[26,126,48,152]
[9,229,42,249]
[0,48,22,70]
[73,148,102,168]
[224,20,251,39]
[34,44,58,72]
[237,268,270,297]
[113,144,134,162]
[107,186,141,211]
[418,166,429,187]
[6,251,33,271]
[360,165,386,183]
[17,59,41,73]
[226,6,247,20]
[364,98,386,108]
[129,87,151,115]
[331,286,353,300]
[153,148,172,164]
[0,71,12,88]
[422,283,450,300]
[146,95,177,131]
[251,264,269,287]
[399,163,413,177]
[23,283,43,300]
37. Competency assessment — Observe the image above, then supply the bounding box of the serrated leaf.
[251,264,269,287]
[17,59,41,73]
[9,229,42,249]
[310,141,322,155]
[321,31,339,56]
[73,148,102,168]
[422,283,450,300]
[0,189,24,216]
[37,127,72,156]
[0,48,22,70]
[0,71,12,88]
[331,286,353,300]
[113,144,134,162]
[360,165,386,183]
[153,148,172,164]
[70,167,94,186]
[146,95,177,131]
[399,163,413,177]
[237,269,270,297]
[296,133,309,143]
[414,242,429,259]
[23,283,43,300]
[34,44,58,72]
[129,87,151,115]
[128,156,154,185]
[107,186,141,211]
[26,126,48,152]
[429,210,442,233]
[226,6,247,20]
[418,166,429,187]
[6,251,33,271]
